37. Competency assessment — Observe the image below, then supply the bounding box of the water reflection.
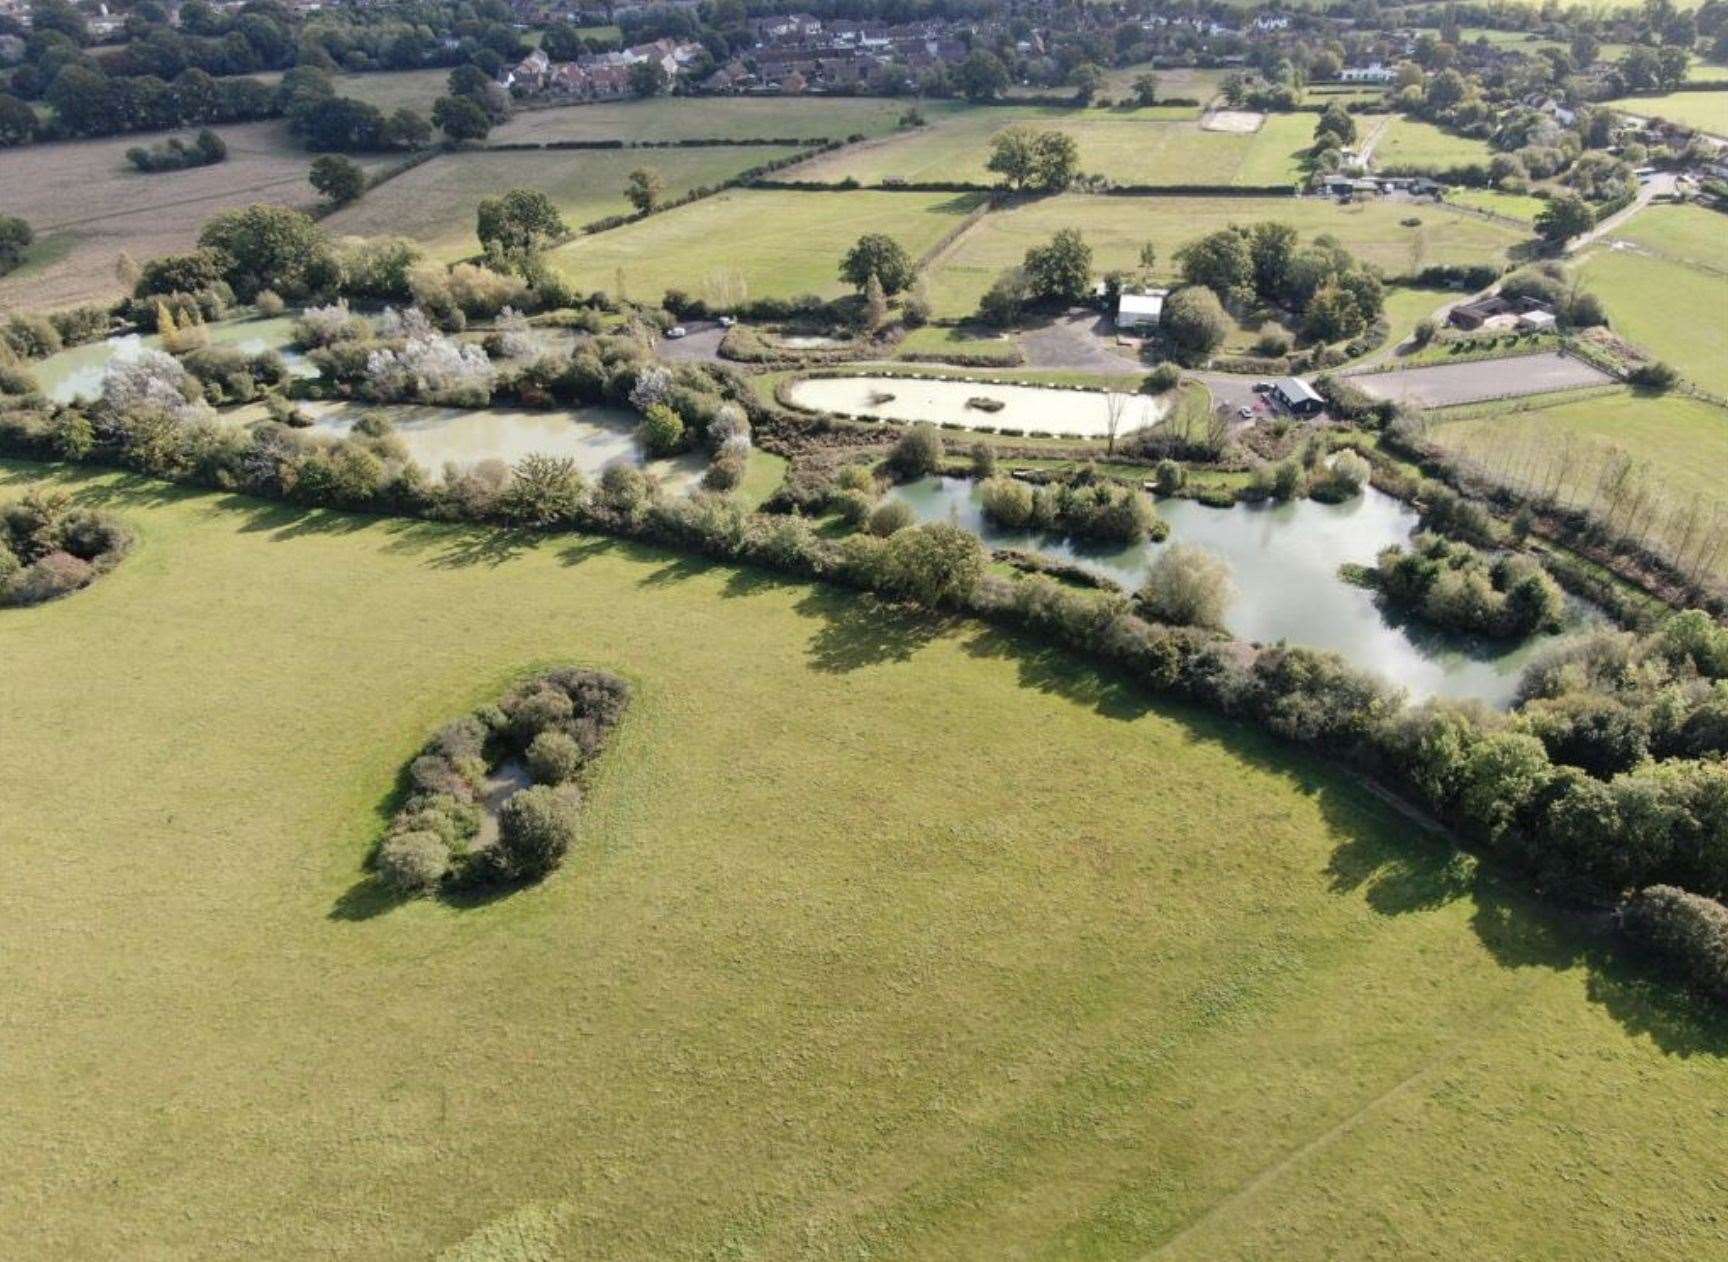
[886,475,1594,706]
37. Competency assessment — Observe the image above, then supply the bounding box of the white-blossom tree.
[628,364,673,413]
[99,349,209,424]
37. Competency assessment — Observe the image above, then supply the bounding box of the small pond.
[787,375,1166,438]
[886,476,1596,707]
[36,315,315,403]
[223,400,705,488]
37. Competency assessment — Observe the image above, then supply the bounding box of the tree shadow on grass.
[720,562,807,600]
[0,460,195,510]
[960,624,1159,722]
[1316,778,1728,1058]
[376,517,541,569]
[636,551,716,588]
[223,498,383,543]
[792,585,952,673]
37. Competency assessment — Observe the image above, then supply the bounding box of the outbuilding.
[1272,377,1325,417]
[1116,291,1166,331]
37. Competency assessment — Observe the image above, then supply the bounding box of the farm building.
[1448,295,1553,331]
[1116,291,1167,331]
[1272,377,1325,416]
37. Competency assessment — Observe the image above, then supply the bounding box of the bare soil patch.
[1201,110,1266,134]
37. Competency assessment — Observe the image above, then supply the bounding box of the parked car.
[717,315,736,327]
[665,326,688,339]
[1251,382,1272,393]
[1238,406,1253,420]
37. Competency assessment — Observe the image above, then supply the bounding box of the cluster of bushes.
[0,486,133,608]
[1368,533,1566,640]
[374,668,631,896]
[979,471,1166,544]
[2,306,113,363]
[125,128,226,173]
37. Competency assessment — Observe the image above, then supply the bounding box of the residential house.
[1341,62,1397,83]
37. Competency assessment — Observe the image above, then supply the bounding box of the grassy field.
[491,97,969,145]
[922,194,1526,319]
[323,146,805,261]
[1614,203,1728,272]
[1432,388,1728,506]
[1577,246,1728,396]
[1607,89,1728,135]
[3,458,1726,1258]
[1231,111,1322,186]
[1371,118,1493,170]
[895,323,1023,363]
[549,187,985,304]
[0,121,388,312]
[788,107,1275,187]
[1447,186,1548,224]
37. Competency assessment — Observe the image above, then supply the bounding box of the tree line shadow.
[30,460,1716,1051]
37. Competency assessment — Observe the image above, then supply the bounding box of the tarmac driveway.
[1349,351,1614,409]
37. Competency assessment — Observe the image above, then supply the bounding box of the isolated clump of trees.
[374,668,631,897]
[125,128,225,173]
[0,485,133,607]
[1369,533,1566,641]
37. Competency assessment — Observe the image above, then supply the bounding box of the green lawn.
[3,458,1726,1258]
[923,194,1526,319]
[1232,111,1323,186]
[1372,118,1494,171]
[492,97,970,145]
[549,187,986,305]
[1607,89,1728,135]
[895,323,1023,363]
[1430,389,1728,578]
[1447,186,1548,224]
[1614,202,1728,272]
[1376,285,1455,346]
[323,146,805,261]
[1577,247,1728,396]
[790,107,1265,187]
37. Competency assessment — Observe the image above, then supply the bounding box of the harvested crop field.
[322,145,806,261]
[0,122,387,312]
[489,96,970,146]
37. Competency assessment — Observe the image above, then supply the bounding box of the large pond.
[787,375,1166,438]
[223,400,705,488]
[36,316,314,404]
[887,476,1595,707]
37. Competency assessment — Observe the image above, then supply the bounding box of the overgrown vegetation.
[0,484,132,607]
[375,667,630,897]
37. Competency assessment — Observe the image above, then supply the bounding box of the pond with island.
[34,316,316,403]
[222,400,706,488]
[886,475,1597,707]
[787,375,1163,438]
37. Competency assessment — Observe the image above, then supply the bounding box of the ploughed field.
[3,458,1724,1259]
[0,121,389,313]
